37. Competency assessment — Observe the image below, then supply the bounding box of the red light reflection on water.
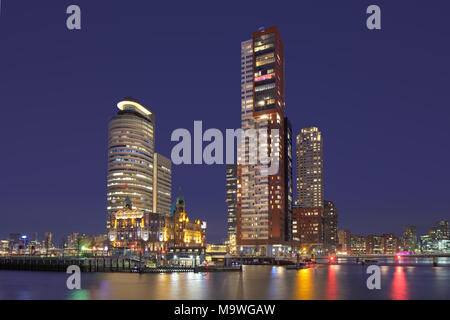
[391,266,408,300]
[326,265,337,300]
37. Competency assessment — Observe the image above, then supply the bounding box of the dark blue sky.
[0,1,449,243]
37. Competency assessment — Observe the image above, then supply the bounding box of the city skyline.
[1,2,450,243]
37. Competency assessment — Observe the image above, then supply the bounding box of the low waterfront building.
[206,244,228,265]
[165,246,206,267]
[107,191,206,256]
[108,196,169,254]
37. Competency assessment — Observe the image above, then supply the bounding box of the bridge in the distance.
[315,253,450,267]
[335,254,450,259]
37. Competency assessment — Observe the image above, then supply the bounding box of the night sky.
[1,1,449,244]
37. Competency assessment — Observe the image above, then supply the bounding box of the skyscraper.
[107,98,155,217]
[226,164,238,250]
[236,26,288,255]
[322,200,338,251]
[296,127,323,208]
[153,153,172,216]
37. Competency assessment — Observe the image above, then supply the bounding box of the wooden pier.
[0,256,142,273]
[0,256,243,273]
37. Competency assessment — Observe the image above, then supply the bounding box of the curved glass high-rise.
[107,98,155,217]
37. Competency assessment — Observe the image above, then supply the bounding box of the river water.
[0,261,449,300]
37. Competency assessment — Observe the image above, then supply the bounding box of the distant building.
[44,232,53,250]
[350,234,366,255]
[338,230,350,252]
[0,240,9,255]
[322,200,338,251]
[8,234,21,252]
[402,226,418,252]
[429,220,449,240]
[420,220,450,253]
[292,206,323,244]
[382,233,402,254]
[66,232,80,249]
[225,164,238,251]
[420,235,436,253]
[296,127,323,208]
[30,232,38,242]
[366,235,383,254]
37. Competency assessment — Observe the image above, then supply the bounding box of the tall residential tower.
[236,26,289,255]
[296,127,323,208]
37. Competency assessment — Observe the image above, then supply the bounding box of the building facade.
[420,220,450,253]
[226,164,238,251]
[365,235,383,254]
[153,153,172,216]
[382,233,402,254]
[350,234,366,255]
[338,229,351,252]
[284,118,293,241]
[429,220,450,240]
[292,206,322,245]
[322,200,338,251]
[296,127,323,208]
[171,192,206,247]
[236,26,289,256]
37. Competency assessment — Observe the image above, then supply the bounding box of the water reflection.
[68,289,90,300]
[294,269,314,300]
[326,266,337,300]
[391,266,408,300]
[1,265,449,300]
